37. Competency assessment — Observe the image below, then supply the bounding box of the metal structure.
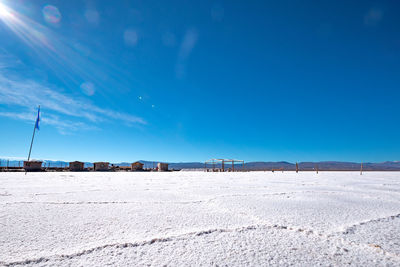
[204,159,245,172]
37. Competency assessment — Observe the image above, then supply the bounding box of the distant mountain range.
[1,159,400,171]
[169,161,400,171]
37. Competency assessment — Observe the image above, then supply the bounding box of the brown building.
[157,162,169,172]
[116,166,131,171]
[23,161,43,172]
[131,161,144,171]
[69,161,84,171]
[93,162,109,171]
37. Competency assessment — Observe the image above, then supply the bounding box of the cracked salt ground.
[3,226,398,266]
[337,214,400,256]
[1,171,400,266]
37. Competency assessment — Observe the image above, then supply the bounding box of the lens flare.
[124,29,138,46]
[42,5,61,24]
[85,9,99,24]
[80,82,95,96]
[0,1,140,99]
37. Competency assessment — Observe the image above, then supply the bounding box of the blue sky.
[0,0,399,163]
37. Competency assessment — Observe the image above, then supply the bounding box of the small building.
[24,161,43,172]
[69,161,84,171]
[93,162,109,171]
[157,162,169,172]
[131,161,144,171]
[116,166,131,171]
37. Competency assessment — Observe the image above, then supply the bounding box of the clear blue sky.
[0,0,399,163]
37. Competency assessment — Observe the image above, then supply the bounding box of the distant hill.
[1,159,400,171]
[297,161,400,171]
[243,161,294,170]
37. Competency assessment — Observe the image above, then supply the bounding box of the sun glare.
[0,2,11,19]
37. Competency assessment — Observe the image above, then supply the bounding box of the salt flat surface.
[0,171,399,266]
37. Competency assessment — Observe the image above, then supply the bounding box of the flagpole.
[27,105,40,162]
[27,123,37,162]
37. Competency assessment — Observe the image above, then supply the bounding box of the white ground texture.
[1,171,400,266]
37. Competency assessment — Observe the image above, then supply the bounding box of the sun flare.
[0,2,11,18]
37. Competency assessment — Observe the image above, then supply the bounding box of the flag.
[34,106,40,130]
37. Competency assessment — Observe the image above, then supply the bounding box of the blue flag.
[34,106,40,130]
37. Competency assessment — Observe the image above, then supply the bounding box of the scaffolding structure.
[204,159,245,172]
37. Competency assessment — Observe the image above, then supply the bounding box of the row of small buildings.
[23,161,169,172]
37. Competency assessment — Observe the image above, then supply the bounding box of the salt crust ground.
[0,171,399,266]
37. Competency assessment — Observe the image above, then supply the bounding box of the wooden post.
[232,161,234,172]
[360,162,363,175]
[222,160,224,172]
[296,162,299,173]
